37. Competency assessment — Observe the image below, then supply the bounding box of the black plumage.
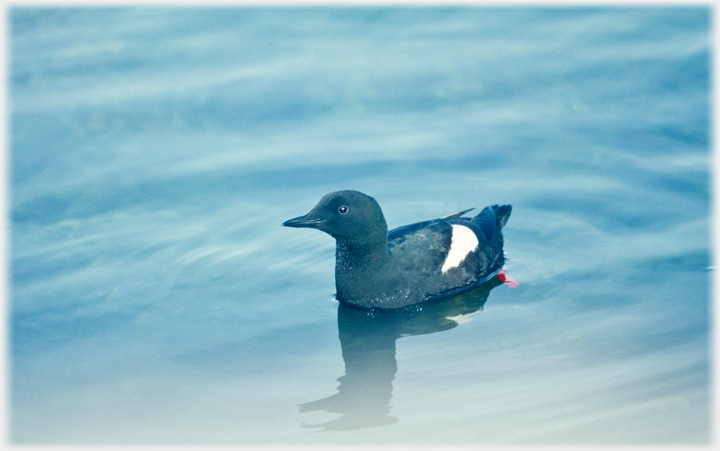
[283,190,512,309]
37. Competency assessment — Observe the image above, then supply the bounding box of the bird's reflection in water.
[299,276,503,431]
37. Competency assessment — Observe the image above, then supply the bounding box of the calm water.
[9,7,711,444]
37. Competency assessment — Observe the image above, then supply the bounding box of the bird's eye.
[338,205,349,214]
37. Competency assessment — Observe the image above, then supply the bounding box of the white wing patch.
[441,224,479,273]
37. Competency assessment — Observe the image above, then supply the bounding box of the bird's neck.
[335,236,388,272]
[334,234,389,304]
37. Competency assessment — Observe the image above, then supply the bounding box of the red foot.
[498,269,519,288]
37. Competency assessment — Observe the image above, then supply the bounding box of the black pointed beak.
[282,214,326,228]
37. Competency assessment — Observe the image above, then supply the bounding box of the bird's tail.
[491,204,512,230]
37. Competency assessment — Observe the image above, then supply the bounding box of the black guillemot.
[283,190,516,309]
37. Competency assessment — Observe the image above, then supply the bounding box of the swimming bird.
[282,190,515,309]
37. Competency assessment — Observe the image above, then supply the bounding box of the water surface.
[9,7,710,444]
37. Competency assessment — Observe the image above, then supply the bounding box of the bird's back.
[371,204,511,308]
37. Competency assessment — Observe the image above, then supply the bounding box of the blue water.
[9,7,711,444]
